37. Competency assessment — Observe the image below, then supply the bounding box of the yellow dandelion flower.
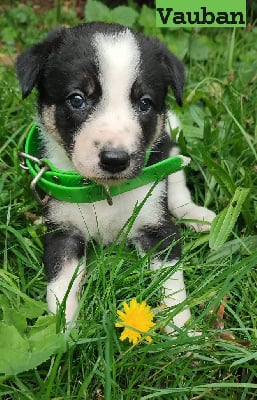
[115,298,155,345]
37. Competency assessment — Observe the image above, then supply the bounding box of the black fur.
[137,221,181,260]
[43,226,85,281]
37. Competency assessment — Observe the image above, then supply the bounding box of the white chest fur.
[47,181,166,244]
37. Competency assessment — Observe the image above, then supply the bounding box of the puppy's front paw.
[182,205,216,232]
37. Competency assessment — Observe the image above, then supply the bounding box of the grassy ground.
[0,2,257,399]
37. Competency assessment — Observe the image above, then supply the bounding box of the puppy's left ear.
[160,46,185,107]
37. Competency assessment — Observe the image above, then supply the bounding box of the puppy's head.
[16,22,184,184]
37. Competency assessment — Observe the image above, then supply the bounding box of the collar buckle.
[18,151,50,205]
[18,151,44,170]
[30,164,50,205]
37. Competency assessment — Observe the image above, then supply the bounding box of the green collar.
[19,124,190,205]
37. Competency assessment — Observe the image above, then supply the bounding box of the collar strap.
[19,124,190,205]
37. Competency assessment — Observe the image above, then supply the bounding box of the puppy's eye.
[138,96,152,113]
[67,93,86,110]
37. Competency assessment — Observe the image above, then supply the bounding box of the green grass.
[1,2,257,399]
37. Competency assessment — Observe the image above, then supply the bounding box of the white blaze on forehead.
[72,30,142,179]
[93,30,140,108]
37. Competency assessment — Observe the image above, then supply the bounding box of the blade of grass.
[223,103,257,161]
[209,187,250,250]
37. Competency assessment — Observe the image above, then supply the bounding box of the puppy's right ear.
[16,28,65,99]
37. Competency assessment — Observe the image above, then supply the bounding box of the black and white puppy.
[16,22,215,331]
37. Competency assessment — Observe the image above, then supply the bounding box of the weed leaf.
[0,317,65,375]
[0,323,29,375]
[111,6,138,27]
[2,307,27,334]
[85,0,111,22]
[85,1,138,26]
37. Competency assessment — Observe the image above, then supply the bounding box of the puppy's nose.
[99,150,130,173]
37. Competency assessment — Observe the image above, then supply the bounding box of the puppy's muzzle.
[99,149,130,173]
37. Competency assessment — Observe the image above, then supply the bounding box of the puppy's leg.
[151,259,191,332]
[168,146,216,232]
[135,220,190,332]
[166,111,216,231]
[43,227,85,322]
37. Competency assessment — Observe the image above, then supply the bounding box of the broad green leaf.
[19,299,46,319]
[190,36,211,61]
[85,1,138,27]
[0,317,65,375]
[209,187,250,250]
[30,315,58,333]
[0,323,29,375]
[111,6,138,27]
[85,0,111,22]
[28,317,66,361]
[1,27,18,45]
[182,124,203,139]
[166,31,189,59]
[2,307,27,334]
[138,5,155,29]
